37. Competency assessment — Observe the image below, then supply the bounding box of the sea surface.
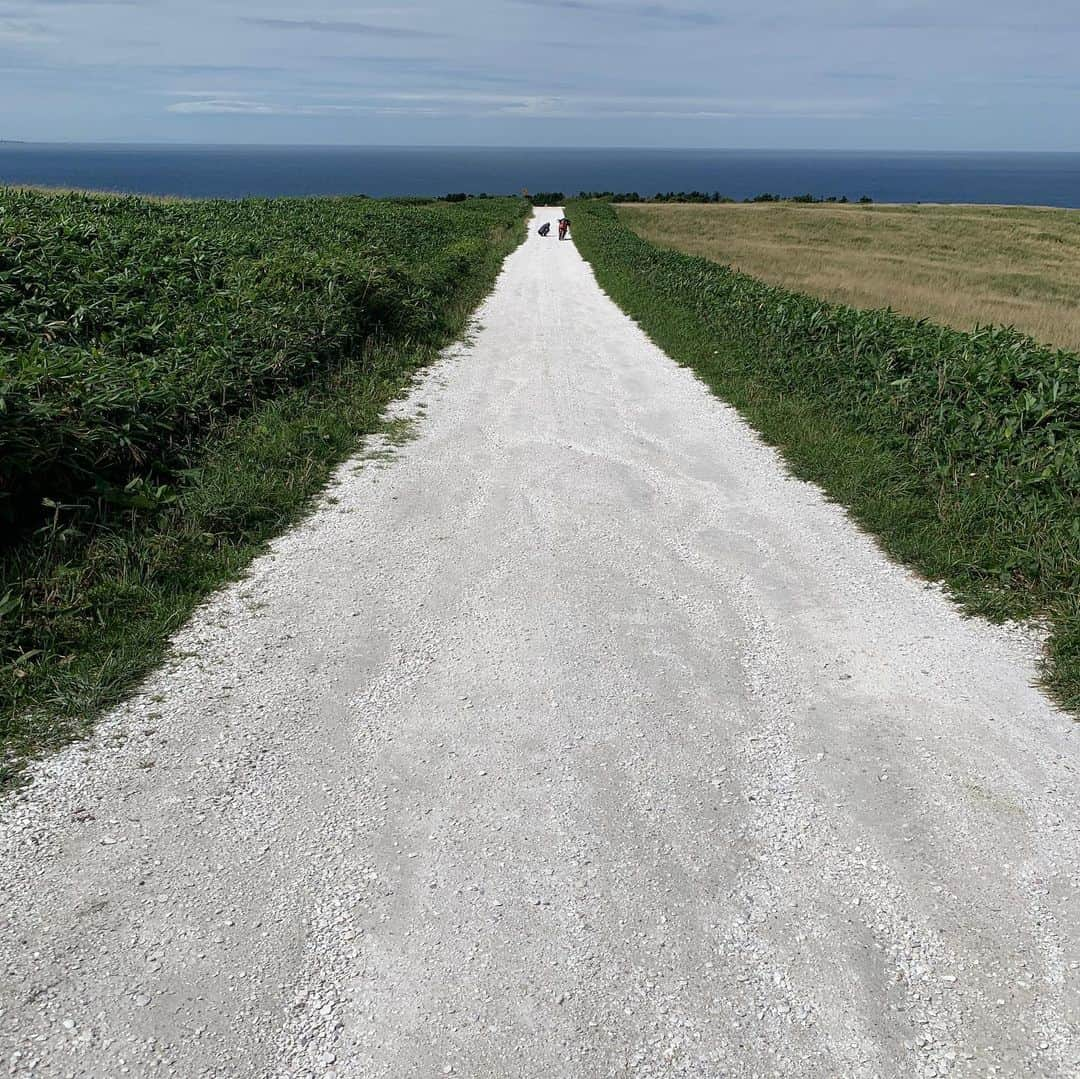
[2,144,1079,206]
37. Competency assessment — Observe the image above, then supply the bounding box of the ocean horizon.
[2,143,1079,207]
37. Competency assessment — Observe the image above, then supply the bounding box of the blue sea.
[2,144,1079,207]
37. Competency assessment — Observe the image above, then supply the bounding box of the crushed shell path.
[1,210,1078,1079]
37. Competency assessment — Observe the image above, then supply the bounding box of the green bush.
[0,192,522,529]
[569,199,1080,709]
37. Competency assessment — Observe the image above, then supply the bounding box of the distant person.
[538,222,551,237]
[558,216,570,241]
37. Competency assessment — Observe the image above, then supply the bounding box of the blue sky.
[2,0,1078,148]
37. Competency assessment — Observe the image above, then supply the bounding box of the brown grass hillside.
[618,202,1080,351]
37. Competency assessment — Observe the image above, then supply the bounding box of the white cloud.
[160,86,879,121]
[370,90,880,120]
[0,17,53,42]
[166,97,356,116]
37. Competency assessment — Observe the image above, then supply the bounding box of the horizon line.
[3,139,1080,156]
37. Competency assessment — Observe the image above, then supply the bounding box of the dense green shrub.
[569,198,1079,708]
[0,192,523,530]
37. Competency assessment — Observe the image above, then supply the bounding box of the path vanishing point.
[2,211,1078,1078]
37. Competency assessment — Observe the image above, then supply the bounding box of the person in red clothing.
[558,216,570,241]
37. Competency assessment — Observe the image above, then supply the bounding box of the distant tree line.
[526,192,571,206]
[744,192,875,204]
[576,191,732,204]
[445,191,877,206]
[571,191,875,205]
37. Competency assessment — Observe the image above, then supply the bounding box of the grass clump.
[568,198,1080,711]
[0,190,527,782]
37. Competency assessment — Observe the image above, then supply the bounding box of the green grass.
[568,198,1080,712]
[0,190,527,785]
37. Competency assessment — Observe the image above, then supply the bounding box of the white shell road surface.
[2,210,1078,1079]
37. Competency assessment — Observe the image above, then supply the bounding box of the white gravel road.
[2,210,1079,1079]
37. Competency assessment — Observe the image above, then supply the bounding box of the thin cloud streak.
[0,17,52,42]
[240,17,447,39]
[516,0,721,27]
[179,88,881,122]
[825,71,899,83]
[167,98,357,116]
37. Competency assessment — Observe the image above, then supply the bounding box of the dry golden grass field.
[618,202,1080,351]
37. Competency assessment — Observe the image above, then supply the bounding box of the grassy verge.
[568,199,1079,712]
[1,191,527,785]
